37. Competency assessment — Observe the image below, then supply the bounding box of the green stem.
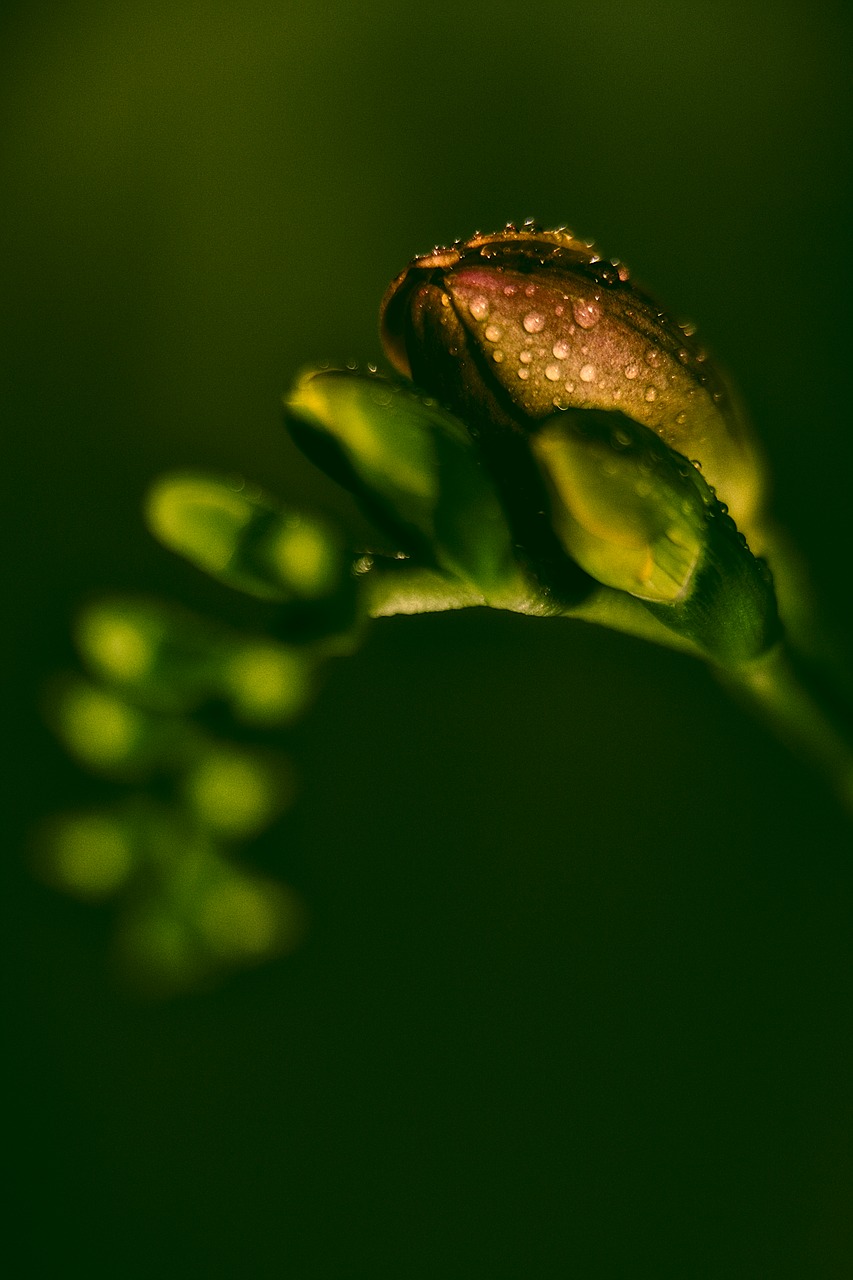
[720,642,853,816]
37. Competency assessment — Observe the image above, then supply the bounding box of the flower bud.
[380,226,763,538]
[285,368,521,600]
[145,472,359,641]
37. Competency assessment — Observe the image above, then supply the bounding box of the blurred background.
[3,0,853,1274]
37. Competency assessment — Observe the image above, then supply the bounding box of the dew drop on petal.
[565,381,575,393]
[677,348,690,364]
[468,296,489,320]
[492,350,504,363]
[579,364,596,383]
[517,367,529,380]
[485,325,502,342]
[524,283,536,297]
[552,340,570,360]
[644,385,657,401]
[675,411,687,425]
[544,364,561,381]
[519,350,533,364]
[572,298,602,329]
[504,284,517,296]
[645,348,662,367]
[625,364,639,379]
[523,312,546,334]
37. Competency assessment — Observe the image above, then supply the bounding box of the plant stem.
[720,642,853,816]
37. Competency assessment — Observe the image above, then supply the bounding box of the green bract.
[285,369,521,603]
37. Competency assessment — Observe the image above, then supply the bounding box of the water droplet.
[645,348,662,367]
[517,367,529,380]
[366,362,378,373]
[617,263,630,282]
[441,293,451,307]
[345,358,358,371]
[524,283,536,297]
[468,296,489,320]
[644,386,657,401]
[552,340,570,360]
[565,381,576,393]
[625,364,639,379]
[677,348,690,365]
[518,350,532,365]
[572,298,601,329]
[485,325,502,342]
[553,398,569,410]
[523,312,546,333]
[675,411,687,425]
[691,459,702,470]
[554,304,565,316]
[492,350,504,363]
[504,284,517,296]
[612,427,632,448]
[712,391,723,403]
[579,364,596,383]
[372,390,393,406]
[544,364,561,382]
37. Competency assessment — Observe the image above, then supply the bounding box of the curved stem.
[719,641,853,816]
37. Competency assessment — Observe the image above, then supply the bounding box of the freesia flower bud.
[380,226,764,538]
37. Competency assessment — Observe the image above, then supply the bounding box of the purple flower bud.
[380,226,764,537]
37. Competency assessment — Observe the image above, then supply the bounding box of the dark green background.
[4,1,853,1274]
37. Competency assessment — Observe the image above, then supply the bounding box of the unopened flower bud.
[286,368,521,601]
[380,226,763,538]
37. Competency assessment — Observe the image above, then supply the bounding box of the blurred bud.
[75,596,316,725]
[145,472,360,641]
[380,226,763,539]
[34,808,137,900]
[47,676,198,778]
[180,745,296,840]
[285,368,520,600]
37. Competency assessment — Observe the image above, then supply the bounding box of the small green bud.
[146,472,359,641]
[146,473,343,599]
[180,745,296,840]
[76,597,316,725]
[48,676,198,778]
[530,409,778,662]
[286,368,520,600]
[34,809,138,900]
